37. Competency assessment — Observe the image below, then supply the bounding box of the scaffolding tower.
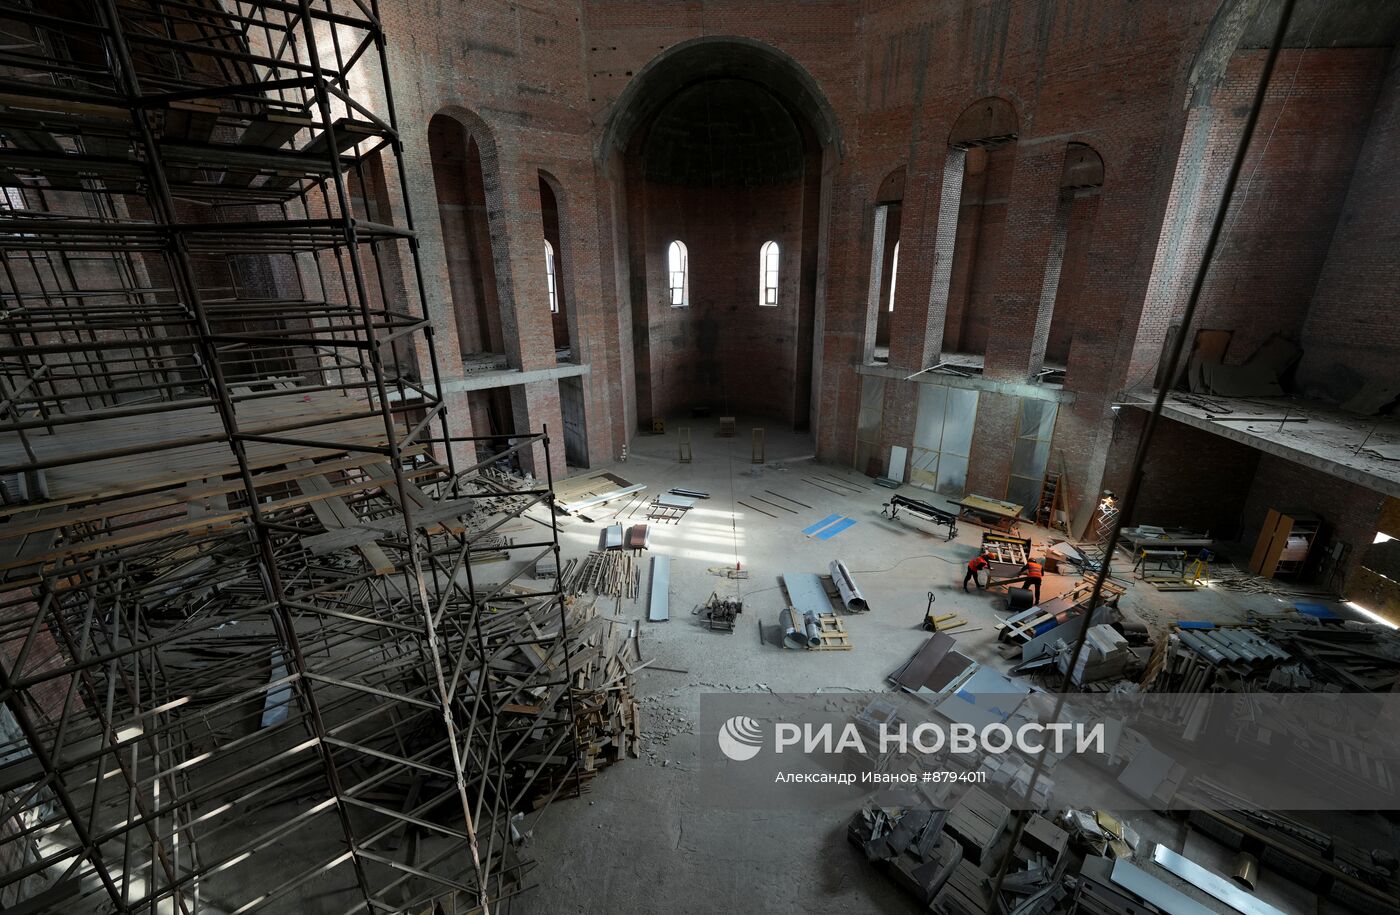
[0,1,581,911]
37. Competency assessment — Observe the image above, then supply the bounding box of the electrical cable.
[986,0,1299,903]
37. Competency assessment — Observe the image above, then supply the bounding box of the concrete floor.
[512,417,1373,915]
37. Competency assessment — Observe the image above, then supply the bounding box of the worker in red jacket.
[1019,557,1044,604]
[963,553,991,592]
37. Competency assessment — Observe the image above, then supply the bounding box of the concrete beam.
[854,362,1075,405]
[1123,394,1400,499]
[439,362,590,394]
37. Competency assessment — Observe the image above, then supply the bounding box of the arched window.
[759,240,779,306]
[887,241,899,312]
[667,240,688,307]
[545,240,558,313]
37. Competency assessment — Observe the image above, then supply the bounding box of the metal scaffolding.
[0,1,589,911]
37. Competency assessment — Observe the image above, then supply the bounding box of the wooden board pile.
[565,549,640,611]
[478,594,642,808]
[556,599,643,795]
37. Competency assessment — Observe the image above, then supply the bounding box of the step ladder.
[1080,498,1121,574]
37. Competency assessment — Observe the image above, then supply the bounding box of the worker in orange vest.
[1019,557,1044,604]
[963,553,991,592]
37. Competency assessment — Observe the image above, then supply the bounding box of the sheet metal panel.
[829,560,867,611]
[783,572,830,617]
[815,518,857,540]
[1110,859,1215,915]
[802,514,841,535]
[1151,845,1286,915]
[648,556,670,622]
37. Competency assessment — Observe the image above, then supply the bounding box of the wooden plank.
[0,447,431,534]
[292,461,394,575]
[0,392,390,507]
[361,460,462,534]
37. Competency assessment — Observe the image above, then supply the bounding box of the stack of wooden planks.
[483,595,641,808]
[560,601,642,794]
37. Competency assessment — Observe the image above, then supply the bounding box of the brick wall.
[1102,412,1261,540]
[1044,193,1099,365]
[1238,454,1385,590]
[635,179,809,422]
[1298,45,1400,402]
[188,0,1400,498]
[1126,48,1387,387]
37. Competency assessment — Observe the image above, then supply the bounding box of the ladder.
[1081,500,1121,574]
[1035,470,1061,529]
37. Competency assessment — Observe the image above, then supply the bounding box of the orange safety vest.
[1024,561,1043,579]
[968,556,989,571]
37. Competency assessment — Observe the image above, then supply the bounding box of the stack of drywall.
[1056,625,1130,685]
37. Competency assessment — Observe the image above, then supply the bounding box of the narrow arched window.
[667,240,688,307]
[759,240,779,306]
[887,241,899,312]
[545,240,558,313]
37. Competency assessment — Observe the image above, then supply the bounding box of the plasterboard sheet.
[888,445,908,481]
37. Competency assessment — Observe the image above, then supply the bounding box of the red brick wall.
[1298,46,1400,402]
[1126,48,1387,385]
[1238,454,1385,590]
[636,179,809,422]
[943,144,1014,356]
[373,0,1395,503]
[1044,193,1100,365]
[428,116,505,357]
[1102,412,1261,540]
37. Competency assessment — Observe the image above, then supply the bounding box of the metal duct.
[781,608,820,648]
[828,560,868,612]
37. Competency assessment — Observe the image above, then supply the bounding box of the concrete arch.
[597,35,842,169]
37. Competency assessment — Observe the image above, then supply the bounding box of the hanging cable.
[987,0,1299,903]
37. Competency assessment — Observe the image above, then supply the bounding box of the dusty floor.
[509,417,1373,915]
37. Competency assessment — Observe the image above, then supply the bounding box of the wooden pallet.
[809,612,852,651]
